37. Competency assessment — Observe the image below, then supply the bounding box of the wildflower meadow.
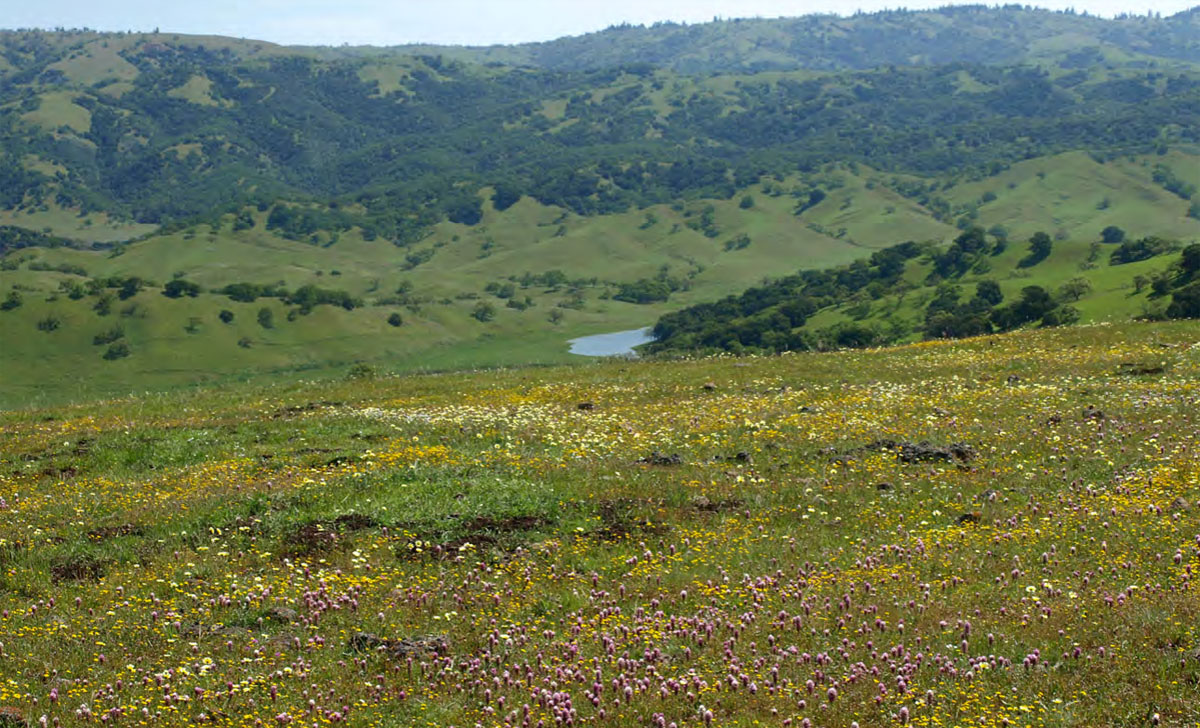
[1,321,1198,727]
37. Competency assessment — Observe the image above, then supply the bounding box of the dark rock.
[1006,374,1021,384]
[637,451,682,466]
[895,441,975,465]
[391,634,450,657]
[87,523,145,541]
[348,632,387,652]
[577,402,595,411]
[702,382,717,391]
[1046,414,1062,425]
[348,631,449,657]
[1171,497,1190,512]
[957,512,981,525]
[712,451,751,464]
[876,482,893,491]
[267,607,298,623]
[1117,362,1165,376]
[1082,406,1105,421]
[830,440,975,468]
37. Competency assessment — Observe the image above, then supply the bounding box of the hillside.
[397,5,1200,72]
[0,8,1199,406]
[1,322,1199,726]
[1,11,1198,230]
[1,148,1198,407]
[647,206,1200,355]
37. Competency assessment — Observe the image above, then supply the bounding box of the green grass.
[19,90,92,132]
[166,74,227,106]
[0,199,156,242]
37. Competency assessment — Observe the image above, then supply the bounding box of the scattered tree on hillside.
[1110,236,1177,265]
[103,341,131,360]
[1167,282,1200,319]
[1101,225,1126,244]
[163,279,201,298]
[1018,231,1052,268]
[1180,243,1200,279]
[118,277,144,300]
[1058,277,1092,302]
[93,326,124,345]
[472,302,495,322]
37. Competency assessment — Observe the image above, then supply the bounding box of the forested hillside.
[1,7,1199,405]
[1,8,1199,235]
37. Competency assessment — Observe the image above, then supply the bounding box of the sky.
[6,0,1197,46]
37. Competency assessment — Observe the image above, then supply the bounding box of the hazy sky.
[8,0,1197,46]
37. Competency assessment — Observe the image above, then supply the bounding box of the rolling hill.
[0,7,1198,406]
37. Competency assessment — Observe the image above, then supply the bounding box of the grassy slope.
[946,150,1200,242]
[0,322,1198,726]
[806,237,1181,334]
[2,150,1198,408]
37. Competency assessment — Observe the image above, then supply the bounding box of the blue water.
[568,327,655,357]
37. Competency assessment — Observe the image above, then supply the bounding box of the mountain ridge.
[381,5,1200,73]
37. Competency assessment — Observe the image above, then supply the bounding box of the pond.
[567,327,655,357]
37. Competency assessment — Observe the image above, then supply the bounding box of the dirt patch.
[40,465,78,478]
[280,513,379,558]
[596,499,670,540]
[689,495,744,513]
[401,514,550,559]
[333,513,380,531]
[282,522,340,557]
[50,554,109,583]
[439,515,548,554]
[271,401,344,419]
[87,523,145,541]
